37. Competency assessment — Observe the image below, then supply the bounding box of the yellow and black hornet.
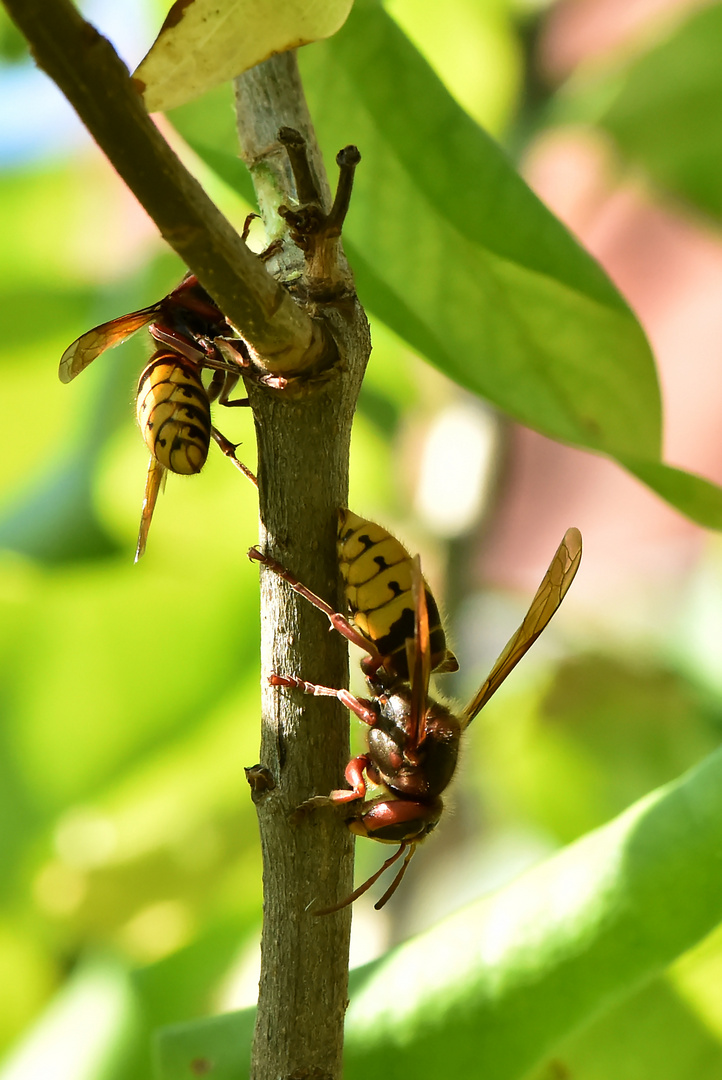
[249,511,582,912]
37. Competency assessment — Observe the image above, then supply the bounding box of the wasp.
[59,272,273,560]
[249,511,582,913]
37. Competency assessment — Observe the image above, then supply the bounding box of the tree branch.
[235,55,356,298]
[2,0,327,375]
[235,54,369,1080]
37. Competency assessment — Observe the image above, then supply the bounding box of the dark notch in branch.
[2,0,328,377]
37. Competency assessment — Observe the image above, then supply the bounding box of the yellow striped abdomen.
[136,352,211,474]
[337,509,458,680]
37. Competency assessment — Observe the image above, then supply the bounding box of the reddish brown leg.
[214,338,288,391]
[249,547,384,673]
[149,325,253,388]
[295,754,371,819]
[312,842,410,917]
[148,323,206,363]
[373,844,417,910]
[338,754,371,800]
[207,369,249,408]
[269,674,377,726]
[211,428,257,487]
[322,754,370,807]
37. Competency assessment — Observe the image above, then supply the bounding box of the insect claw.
[290,795,336,826]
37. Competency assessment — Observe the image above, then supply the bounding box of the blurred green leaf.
[479,654,719,845]
[0,450,120,563]
[597,2,722,222]
[525,974,722,1080]
[168,85,256,202]
[0,955,142,1080]
[134,920,258,1032]
[0,285,99,354]
[8,571,258,806]
[0,9,27,62]
[155,1008,253,1080]
[0,168,111,289]
[622,459,722,530]
[1,323,154,564]
[155,744,722,1079]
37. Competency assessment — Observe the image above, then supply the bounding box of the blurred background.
[3,0,722,1077]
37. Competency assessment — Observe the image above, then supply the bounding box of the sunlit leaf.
[343,744,722,1077]
[134,0,354,113]
[0,925,54,1049]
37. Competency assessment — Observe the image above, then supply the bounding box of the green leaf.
[0,8,27,63]
[0,955,141,1080]
[597,2,722,222]
[154,1009,254,1080]
[300,0,661,461]
[155,744,722,1079]
[168,85,257,204]
[525,972,722,1080]
[0,448,120,563]
[135,0,354,113]
[0,322,143,564]
[621,458,722,530]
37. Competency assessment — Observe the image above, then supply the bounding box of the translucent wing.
[461,527,582,727]
[406,555,431,752]
[59,307,159,383]
[134,456,167,562]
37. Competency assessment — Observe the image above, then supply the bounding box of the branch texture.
[235,54,370,1080]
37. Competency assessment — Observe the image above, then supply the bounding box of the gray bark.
[235,53,372,1080]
